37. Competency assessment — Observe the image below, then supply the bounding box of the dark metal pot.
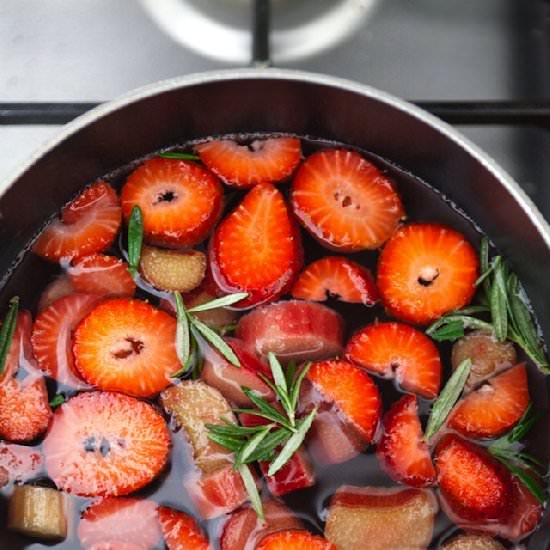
[0,68,549,544]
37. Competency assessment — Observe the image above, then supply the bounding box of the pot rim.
[2,67,549,247]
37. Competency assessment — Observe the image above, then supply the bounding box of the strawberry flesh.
[257,530,335,550]
[0,442,43,487]
[158,506,209,550]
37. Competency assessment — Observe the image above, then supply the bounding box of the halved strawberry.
[121,157,223,248]
[1,310,35,383]
[0,375,51,442]
[68,254,136,297]
[196,137,302,188]
[73,298,179,397]
[37,275,75,311]
[291,256,378,305]
[448,364,529,438]
[0,441,43,487]
[291,149,404,251]
[43,391,170,496]
[33,181,121,262]
[32,293,100,388]
[435,434,513,522]
[237,300,344,362]
[306,359,381,442]
[221,499,303,550]
[209,183,303,309]
[345,322,441,399]
[158,507,209,550]
[257,530,335,550]
[377,395,435,487]
[78,497,162,549]
[377,223,479,324]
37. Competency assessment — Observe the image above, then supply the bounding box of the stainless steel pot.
[1,68,549,544]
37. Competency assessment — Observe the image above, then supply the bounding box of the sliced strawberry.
[201,338,274,406]
[237,300,344,362]
[291,149,404,251]
[345,322,441,399]
[257,530,335,550]
[73,298,179,397]
[78,497,162,549]
[0,442,43,486]
[377,223,479,324]
[158,506,209,550]
[196,137,302,188]
[68,254,136,297]
[1,310,35,383]
[435,434,513,522]
[33,181,121,262]
[43,391,170,496]
[0,375,51,442]
[377,395,435,487]
[448,364,529,438]
[221,499,303,550]
[209,183,303,309]
[306,359,381,442]
[121,157,223,248]
[38,276,75,312]
[32,293,100,388]
[291,256,378,305]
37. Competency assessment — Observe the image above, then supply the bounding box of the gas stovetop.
[1,0,550,219]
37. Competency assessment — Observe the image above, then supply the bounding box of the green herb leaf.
[158,151,199,160]
[190,317,241,367]
[425,359,471,440]
[426,315,493,341]
[267,353,288,397]
[428,319,465,342]
[187,292,248,313]
[206,432,243,452]
[238,464,264,519]
[267,408,317,476]
[173,292,191,370]
[289,362,312,414]
[49,394,65,408]
[237,390,294,431]
[235,425,273,467]
[247,428,291,463]
[494,457,545,504]
[0,296,19,375]
[206,423,267,437]
[490,258,508,341]
[127,205,144,278]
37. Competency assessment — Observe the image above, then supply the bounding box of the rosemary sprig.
[426,237,549,373]
[158,151,199,161]
[425,359,471,440]
[206,353,317,517]
[127,205,144,278]
[0,296,19,375]
[488,404,546,503]
[49,394,66,408]
[171,291,246,377]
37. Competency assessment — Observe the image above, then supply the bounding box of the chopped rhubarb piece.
[324,486,438,550]
[237,300,344,362]
[442,534,505,549]
[221,499,303,550]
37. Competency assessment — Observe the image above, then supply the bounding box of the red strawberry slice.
[78,497,162,550]
[306,359,381,442]
[0,375,51,442]
[291,256,379,305]
[448,364,529,438]
[209,183,303,309]
[345,322,441,399]
[73,298,179,397]
[158,507,209,550]
[435,434,513,522]
[196,137,302,188]
[257,530,336,550]
[377,223,479,324]
[201,338,274,406]
[32,293,100,388]
[237,300,344,362]
[68,254,136,298]
[1,310,35,383]
[121,157,223,248]
[377,395,435,487]
[43,391,170,496]
[0,442,43,486]
[37,275,75,311]
[221,499,303,550]
[33,181,121,262]
[291,149,404,251]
